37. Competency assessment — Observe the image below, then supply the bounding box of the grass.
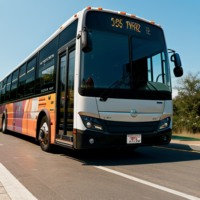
[172,135,200,141]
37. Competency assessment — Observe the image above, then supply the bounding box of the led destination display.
[86,11,164,43]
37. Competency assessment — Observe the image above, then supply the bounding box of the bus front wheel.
[38,116,52,152]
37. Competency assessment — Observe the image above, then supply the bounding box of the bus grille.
[105,121,159,133]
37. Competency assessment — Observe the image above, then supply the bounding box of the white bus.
[0,7,183,152]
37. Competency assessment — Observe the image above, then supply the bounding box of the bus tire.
[2,117,7,134]
[38,116,52,152]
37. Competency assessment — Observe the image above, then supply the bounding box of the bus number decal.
[111,18,123,28]
[126,21,141,33]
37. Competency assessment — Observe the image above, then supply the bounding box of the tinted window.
[19,64,26,78]
[18,57,36,98]
[36,37,58,94]
[1,79,7,103]
[58,20,78,48]
[25,57,36,96]
[11,69,19,100]
[81,31,129,89]
[6,75,12,101]
[18,64,26,98]
[27,57,36,75]
[131,37,171,91]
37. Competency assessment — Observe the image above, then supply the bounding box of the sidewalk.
[0,182,11,200]
[170,136,200,151]
[171,139,200,145]
[171,135,200,145]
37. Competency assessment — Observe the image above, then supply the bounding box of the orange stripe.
[39,97,45,101]
[39,103,46,106]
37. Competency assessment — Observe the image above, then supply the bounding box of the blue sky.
[0,0,199,97]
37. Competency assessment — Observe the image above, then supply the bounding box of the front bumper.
[74,128,172,149]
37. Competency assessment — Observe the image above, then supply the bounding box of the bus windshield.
[80,11,171,100]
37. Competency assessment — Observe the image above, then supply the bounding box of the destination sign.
[111,18,141,33]
[86,12,164,43]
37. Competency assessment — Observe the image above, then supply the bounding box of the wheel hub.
[39,129,45,140]
[39,122,49,145]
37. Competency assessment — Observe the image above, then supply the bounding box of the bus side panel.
[15,101,23,133]
[15,100,28,134]
[27,98,39,138]
[48,94,56,144]
[0,93,56,141]
[13,102,18,132]
[22,100,29,135]
[37,93,56,144]
[50,112,56,144]
[7,103,14,131]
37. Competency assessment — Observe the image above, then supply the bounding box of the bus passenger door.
[56,41,75,147]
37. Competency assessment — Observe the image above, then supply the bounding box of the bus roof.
[2,7,161,82]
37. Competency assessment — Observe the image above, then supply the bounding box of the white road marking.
[95,166,200,200]
[0,163,37,200]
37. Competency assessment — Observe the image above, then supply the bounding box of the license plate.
[127,134,141,144]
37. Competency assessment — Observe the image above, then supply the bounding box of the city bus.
[0,7,183,152]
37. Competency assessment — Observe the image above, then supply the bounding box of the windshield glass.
[80,11,171,100]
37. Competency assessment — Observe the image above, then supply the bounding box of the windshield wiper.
[99,72,130,102]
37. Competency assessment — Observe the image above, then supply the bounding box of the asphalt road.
[0,131,199,200]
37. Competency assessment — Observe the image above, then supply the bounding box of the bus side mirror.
[81,27,92,53]
[171,53,183,77]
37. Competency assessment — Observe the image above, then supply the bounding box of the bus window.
[36,37,57,94]
[58,20,78,48]
[152,53,163,83]
[5,75,12,101]
[1,79,7,103]
[25,57,36,96]
[11,69,19,100]
[18,64,26,98]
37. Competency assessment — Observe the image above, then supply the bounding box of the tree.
[173,72,200,133]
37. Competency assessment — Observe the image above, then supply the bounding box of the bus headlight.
[86,121,92,129]
[158,117,170,131]
[81,116,103,131]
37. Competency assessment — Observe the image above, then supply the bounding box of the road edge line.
[0,163,37,200]
[95,166,200,200]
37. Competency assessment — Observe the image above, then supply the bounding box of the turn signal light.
[120,11,126,15]
[73,129,77,134]
[98,7,102,10]
[74,14,77,17]
[87,7,91,9]
[131,14,136,17]
[151,21,155,24]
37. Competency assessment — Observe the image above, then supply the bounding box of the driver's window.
[147,58,152,82]
[152,53,163,83]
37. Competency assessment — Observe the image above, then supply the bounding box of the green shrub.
[173,72,200,133]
